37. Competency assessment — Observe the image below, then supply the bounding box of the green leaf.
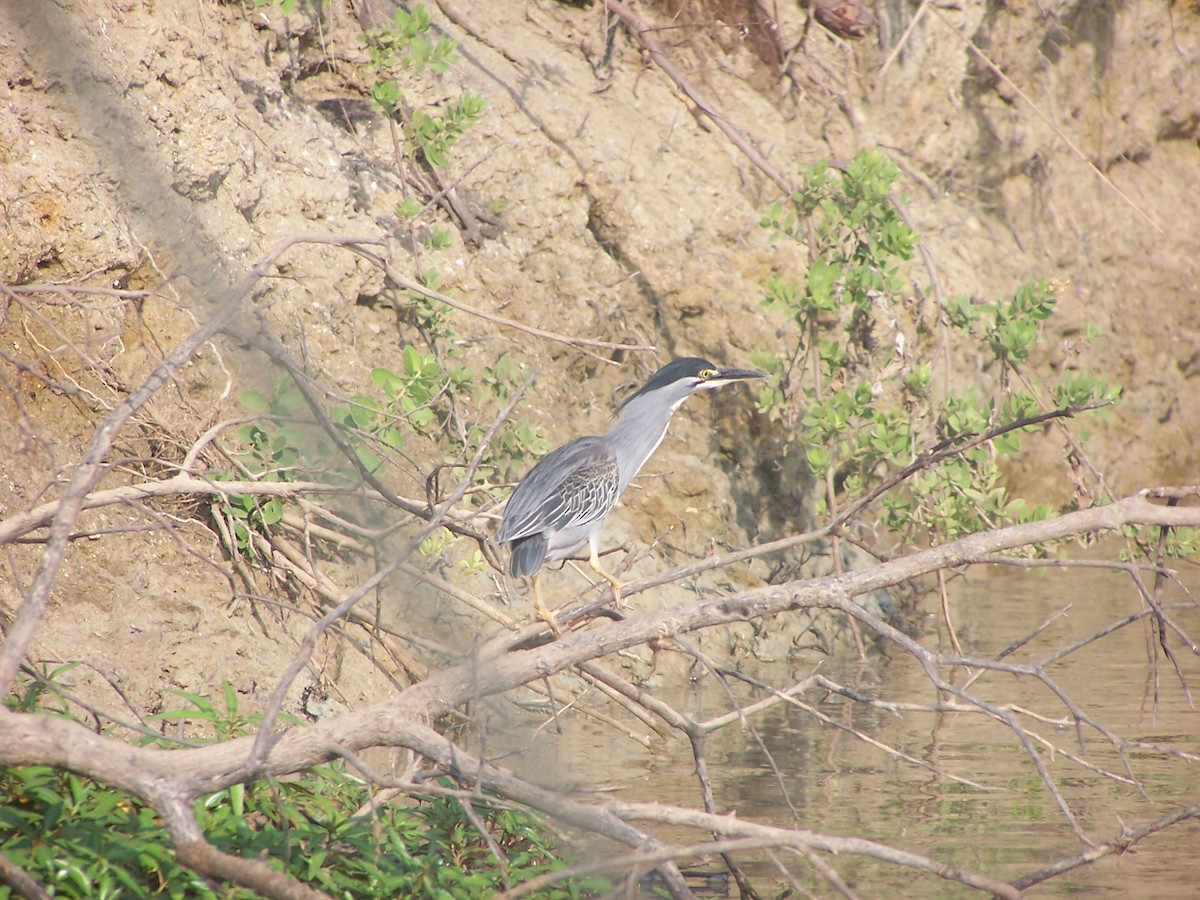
[806,258,841,310]
[372,366,403,396]
[424,228,453,250]
[380,427,405,451]
[240,390,269,412]
[403,345,422,376]
[261,498,284,526]
[228,782,245,819]
[356,446,382,473]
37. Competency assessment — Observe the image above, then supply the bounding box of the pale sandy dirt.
[1,0,1198,729]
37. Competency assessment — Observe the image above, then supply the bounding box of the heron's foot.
[603,573,625,609]
[533,586,561,637]
[588,552,626,609]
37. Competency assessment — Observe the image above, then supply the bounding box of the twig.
[781,844,856,899]
[603,0,793,194]
[175,840,330,900]
[418,139,517,226]
[878,0,932,77]
[669,641,775,897]
[248,370,539,765]
[1012,800,1200,890]
[0,475,361,545]
[346,243,654,355]
[0,232,328,695]
[0,850,51,900]
[929,6,1162,235]
[498,835,853,900]
[720,669,989,790]
[609,801,1023,898]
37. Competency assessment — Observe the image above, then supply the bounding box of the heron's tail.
[508,534,548,578]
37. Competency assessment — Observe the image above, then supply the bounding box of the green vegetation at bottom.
[1,677,603,899]
[0,762,604,899]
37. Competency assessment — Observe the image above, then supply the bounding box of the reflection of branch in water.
[718,668,988,789]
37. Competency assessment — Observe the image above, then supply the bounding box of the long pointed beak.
[706,367,768,387]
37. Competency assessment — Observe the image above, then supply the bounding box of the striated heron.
[496,357,765,629]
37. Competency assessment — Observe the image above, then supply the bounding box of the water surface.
[517,558,1200,896]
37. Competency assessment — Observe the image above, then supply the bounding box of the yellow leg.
[588,545,624,606]
[531,575,560,635]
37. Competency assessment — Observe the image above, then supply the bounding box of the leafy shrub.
[755,150,1118,544]
[1,681,603,899]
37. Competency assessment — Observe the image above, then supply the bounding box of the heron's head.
[618,357,767,414]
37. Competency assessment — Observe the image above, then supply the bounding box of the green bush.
[756,150,1119,544]
[1,681,604,899]
[0,764,597,898]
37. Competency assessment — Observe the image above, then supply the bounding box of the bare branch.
[608,801,1023,898]
[344,243,655,356]
[1012,800,1200,891]
[603,0,793,194]
[0,852,51,900]
[175,841,331,900]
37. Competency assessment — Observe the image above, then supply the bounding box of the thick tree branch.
[3,489,1196,788]
[175,841,331,900]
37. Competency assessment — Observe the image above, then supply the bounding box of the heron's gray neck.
[607,391,686,494]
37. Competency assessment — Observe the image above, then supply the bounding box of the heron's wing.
[497,437,619,543]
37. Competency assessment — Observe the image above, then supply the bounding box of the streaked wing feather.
[497,437,618,543]
[535,454,618,530]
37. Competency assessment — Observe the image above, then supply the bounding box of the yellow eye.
[698,367,718,380]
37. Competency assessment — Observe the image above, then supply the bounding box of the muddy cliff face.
[1,1,1197,710]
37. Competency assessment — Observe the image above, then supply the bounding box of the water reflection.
[503,557,1200,896]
